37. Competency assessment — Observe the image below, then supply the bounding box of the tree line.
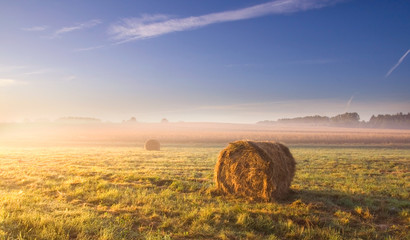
[258,112,410,129]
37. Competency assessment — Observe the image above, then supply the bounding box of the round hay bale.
[144,139,160,151]
[214,140,296,201]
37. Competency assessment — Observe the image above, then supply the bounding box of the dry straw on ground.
[144,139,160,151]
[214,140,296,201]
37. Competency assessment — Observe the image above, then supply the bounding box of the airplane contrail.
[386,49,410,77]
[344,95,354,112]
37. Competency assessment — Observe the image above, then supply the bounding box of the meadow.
[0,144,409,239]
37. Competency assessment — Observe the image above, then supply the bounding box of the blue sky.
[0,0,409,123]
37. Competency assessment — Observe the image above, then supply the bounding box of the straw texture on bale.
[214,140,296,201]
[144,139,160,151]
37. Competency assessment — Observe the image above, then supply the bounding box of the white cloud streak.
[64,75,77,81]
[74,45,105,52]
[109,0,342,43]
[0,65,53,76]
[22,25,48,32]
[386,49,410,77]
[0,79,26,87]
[0,65,27,73]
[53,19,102,38]
[151,98,410,122]
[290,58,336,65]
[22,69,51,76]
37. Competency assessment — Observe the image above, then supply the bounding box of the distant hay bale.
[214,140,296,201]
[144,139,160,151]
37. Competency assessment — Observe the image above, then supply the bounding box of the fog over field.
[2,119,410,147]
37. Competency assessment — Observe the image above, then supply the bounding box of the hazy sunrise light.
[0,0,409,123]
[1,2,410,239]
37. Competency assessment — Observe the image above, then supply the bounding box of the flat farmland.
[2,123,410,146]
[0,145,409,239]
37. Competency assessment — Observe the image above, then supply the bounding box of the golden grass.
[0,145,409,239]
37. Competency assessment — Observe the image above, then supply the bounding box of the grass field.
[0,145,409,239]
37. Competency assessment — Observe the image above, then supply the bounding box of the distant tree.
[161,118,169,123]
[330,112,360,126]
[278,115,330,125]
[257,120,277,125]
[368,112,410,129]
[128,117,137,122]
[56,117,101,124]
[258,112,410,129]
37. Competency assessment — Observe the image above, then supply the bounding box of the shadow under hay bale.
[144,139,160,151]
[214,140,296,202]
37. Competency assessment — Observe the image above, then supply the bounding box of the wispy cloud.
[0,79,27,87]
[0,64,53,76]
[153,98,409,122]
[52,19,102,38]
[0,65,27,73]
[225,63,263,68]
[289,58,336,65]
[109,0,342,43]
[386,49,410,77]
[22,69,51,76]
[64,75,77,81]
[344,95,354,112]
[22,25,48,32]
[74,45,105,52]
[163,100,339,115]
